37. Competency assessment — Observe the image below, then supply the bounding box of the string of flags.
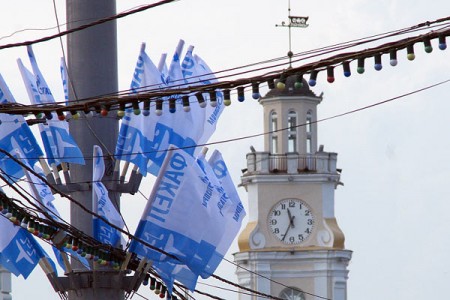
[0,39,247,299]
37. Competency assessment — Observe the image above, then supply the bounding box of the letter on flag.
[92,145,124,247]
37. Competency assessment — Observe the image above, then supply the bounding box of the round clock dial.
[268,199,314,244]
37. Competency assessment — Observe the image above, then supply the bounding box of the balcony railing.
[245,151,338,174]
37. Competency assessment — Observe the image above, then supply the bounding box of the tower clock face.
[268,199,314,244]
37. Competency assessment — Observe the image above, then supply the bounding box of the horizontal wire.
[2,75,448,164]
[4,25,450,117]
[0,0,179,51]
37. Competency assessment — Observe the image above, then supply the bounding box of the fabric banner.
[0,73,43,183]
[0,210,47,279]
[16,150,90,272]
[92,145,124,247]
[17,47,84,166]
[201,150,246,277]
[130,147,243,289]
[115,41,224,177]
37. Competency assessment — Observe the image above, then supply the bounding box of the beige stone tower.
[234,76,351,300]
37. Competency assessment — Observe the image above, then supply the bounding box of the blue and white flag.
[201,150,245,277]
[158,53,169,83]
[92,145,124,247]
[130,148,233,290]
[59,58,69,105]
[191,53,224,145]
[17,47,84,166]
[115,42,196,177]
[182,152,231,279]
[115,41,223,177]
[0,73,43,183]
[16,152,90,272]
[0,212,47,279]
[129,149,203,263]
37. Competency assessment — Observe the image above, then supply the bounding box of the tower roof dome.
[264,75,317,98]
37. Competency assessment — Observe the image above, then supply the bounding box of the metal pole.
[0,265,11,300]
[66,1,122,299]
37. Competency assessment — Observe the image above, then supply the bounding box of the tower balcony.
[244,151,338,175]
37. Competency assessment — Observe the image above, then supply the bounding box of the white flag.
[92,145,124,246]
[17,54,84,166]
[0,73,43,182]
[202,150,246,276]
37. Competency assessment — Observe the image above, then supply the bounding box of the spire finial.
[275,0,309,67]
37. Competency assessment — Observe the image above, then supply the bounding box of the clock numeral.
[273,228,280,234]
[281,203,286,210]
[273,210,281,216]
[307,219,313,225]
[305,210,310,216]
[289,236,295,243]
[305,228,311,234]
[298,234,304,241]
[289,200,296,208]
[271,219,277,225]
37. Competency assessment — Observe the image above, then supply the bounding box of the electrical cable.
[1,74,449,166]
[1,12,449,300]
[0,0,179,51]
[3,23,449,116]
[4,15,447,111]
[0,152,319,300]
[50,0,133,237]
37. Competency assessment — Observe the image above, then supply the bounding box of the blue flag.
[130,148,240,290]
[92,145,124,247]
[19,156,90,271]
[0,213,47,279]
[115,42,196,176]
[17,47,85,166]
[201,150,246,277]
[0,73,43,183]
[182,49,225,146]
[92,145,124,246]
[115,41,223,177]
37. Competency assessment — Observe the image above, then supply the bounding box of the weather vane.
[276,0,309,67]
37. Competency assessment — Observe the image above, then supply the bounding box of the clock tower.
[234,76,352,300]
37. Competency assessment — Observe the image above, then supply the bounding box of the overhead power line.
[0,0,178,51]
[0,22,448,118]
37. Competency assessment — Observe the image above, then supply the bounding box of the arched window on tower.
[306,110,313,153]
[288,110,297,152]
[279,287,306,300]
[270,110,278,153]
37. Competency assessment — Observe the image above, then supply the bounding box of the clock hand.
[281,222,291,242]
[282,209,296,241]
[287,208,295,228]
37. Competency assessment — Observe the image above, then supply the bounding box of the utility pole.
[65,1,123,299]
[0,265,11,300]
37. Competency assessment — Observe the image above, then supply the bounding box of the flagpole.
[65,1,122,299]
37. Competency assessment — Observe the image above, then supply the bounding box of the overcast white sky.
[1,1,450,299]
